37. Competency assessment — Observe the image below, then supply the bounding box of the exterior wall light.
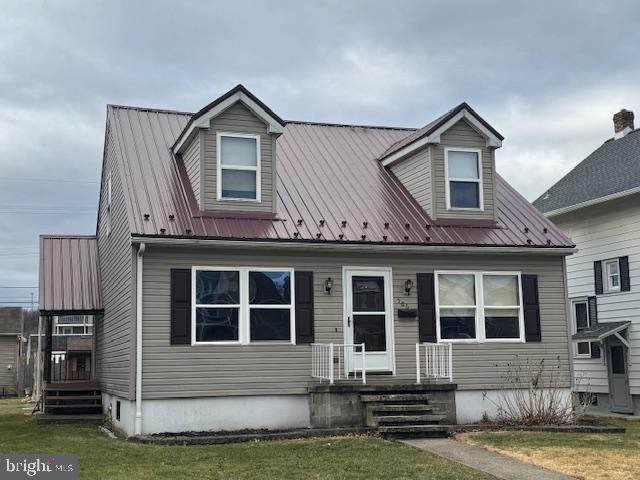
[404,279,414,295]
[325,277,333,294]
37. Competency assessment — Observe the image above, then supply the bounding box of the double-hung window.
[445,148,483,210]
[193,267,294,345]
[604,258,621,293]
[217,132,260,201]
[436,271,524,343]
[572,299,591,357]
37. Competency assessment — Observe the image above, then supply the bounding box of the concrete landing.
[401,438,575,480]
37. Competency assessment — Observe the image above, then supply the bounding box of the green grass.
[463,418,640,480]
[0,398,493,479]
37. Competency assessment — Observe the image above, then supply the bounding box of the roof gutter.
[130,235,575,255]
[544,185,640,218]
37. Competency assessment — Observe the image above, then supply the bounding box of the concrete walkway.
[401,438,575,480]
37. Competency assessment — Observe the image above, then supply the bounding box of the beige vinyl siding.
[182,132,202,206]
[554,193,640,394]
[95,120,136,399]
[0,337,17,395]
[141,247,570,399]
[202,102,276,213]
[390,147,433,217]
[433,119,496,220]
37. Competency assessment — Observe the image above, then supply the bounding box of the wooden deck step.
[45,404,102,409]
[45,395,101,402]
[36,414,103,425]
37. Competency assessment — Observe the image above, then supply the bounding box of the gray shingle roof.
[571,321,630,342]
[533,129,640,214]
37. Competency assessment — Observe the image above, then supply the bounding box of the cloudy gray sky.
[1,0,639,307]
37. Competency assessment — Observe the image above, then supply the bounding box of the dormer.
[173,85,286,214]
[380,103,503,222]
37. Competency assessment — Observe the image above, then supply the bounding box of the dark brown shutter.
[594,261,603,295]
[170,269,192,345]
[522,274,541,342]
[620,256,631,292]
[417,273,437,343]
[295,271,314,344]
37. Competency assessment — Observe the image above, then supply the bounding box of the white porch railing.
[311,343,366,384]
[416,343,453,383]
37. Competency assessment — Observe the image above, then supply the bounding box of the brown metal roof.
[106,100,572,249]
[39,236,102,314]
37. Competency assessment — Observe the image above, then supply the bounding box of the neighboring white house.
[534,108,640,414]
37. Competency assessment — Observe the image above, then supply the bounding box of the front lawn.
[0,398,493,479]
[461,419,640,480]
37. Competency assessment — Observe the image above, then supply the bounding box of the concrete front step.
[375,414,447,425]
[360,393,432,403]
[370,404,434,414]
[378,424,453,439]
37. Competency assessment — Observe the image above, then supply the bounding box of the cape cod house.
[38,85,575,437]
[534,109,640,415]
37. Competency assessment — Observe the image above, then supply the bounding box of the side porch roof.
[39,235,103,315]
[571,321,631,342]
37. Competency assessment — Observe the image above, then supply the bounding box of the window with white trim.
[193,267,294,345]
[217,133,260,201]
[604,258,620,293]
[572,299,591,357]
[436,271,524,342]
[445,148,483,210]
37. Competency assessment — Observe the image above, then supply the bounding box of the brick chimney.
[613,109,634,138]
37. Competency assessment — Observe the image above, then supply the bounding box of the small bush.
[483,355,592,426]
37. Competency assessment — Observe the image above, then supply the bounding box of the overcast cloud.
[1,0,639,307]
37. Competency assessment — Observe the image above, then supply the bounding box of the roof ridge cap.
[285,119,416,131]
[108,104,194,116]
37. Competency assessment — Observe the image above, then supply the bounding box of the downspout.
[135,242,145,435]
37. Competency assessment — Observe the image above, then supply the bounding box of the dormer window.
[217,132,261,202]
[445,148,483,210]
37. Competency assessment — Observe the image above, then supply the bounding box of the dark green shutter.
[522,274,541,342]
[620,256,631,292]
[170,269,192,345]
[594,261,603,295]
[588,296,600,358]
[417,273,437,343]
[295,271,314,344]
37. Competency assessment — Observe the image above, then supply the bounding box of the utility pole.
[30,292,34,311]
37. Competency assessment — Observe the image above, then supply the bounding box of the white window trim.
[603,258,621,293]
[571,297,592,358]
[435,270,525,344]
[191,266,295,346]
[216,132,261,203]
[444,147,484,211]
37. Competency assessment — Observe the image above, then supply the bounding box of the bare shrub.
[482,355,592,426]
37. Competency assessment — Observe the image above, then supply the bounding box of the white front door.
[344,267,395,372]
